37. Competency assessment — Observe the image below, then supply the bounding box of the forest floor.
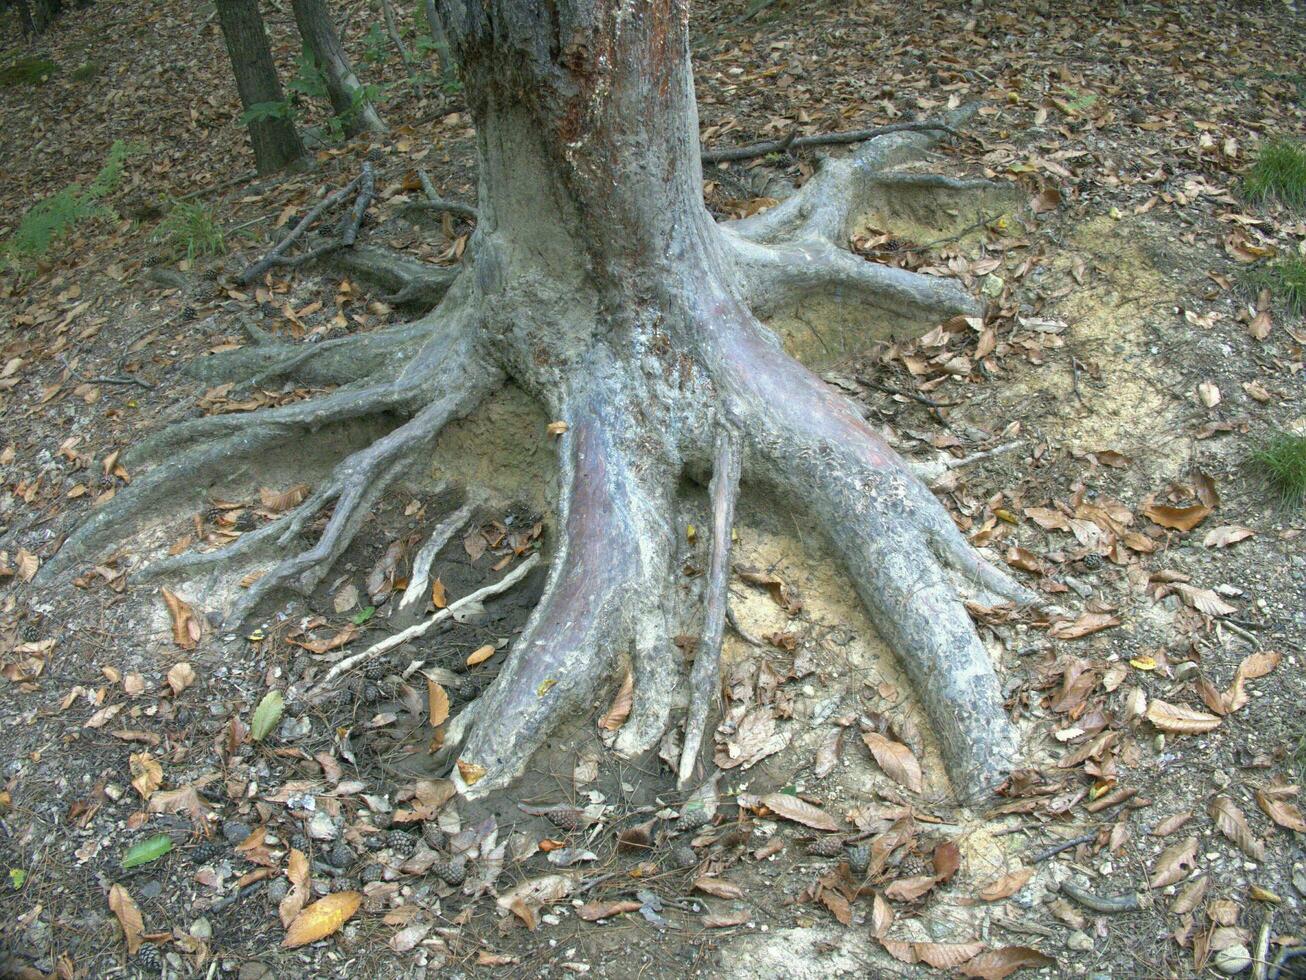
[2,0,1305,978]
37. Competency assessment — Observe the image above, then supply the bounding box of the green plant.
[1,140,133,278]
[1244,255,1306,318]
[239,100,293,126]
[1243,139,1306,212]
[0,58,56,87]
[153,200,226,263]
[362,22,388,64]
[1249,430,1306,509]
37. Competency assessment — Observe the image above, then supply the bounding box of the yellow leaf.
[1129,656,1157,671]
[546,420,568,437]
[537,678,557,696]
[457,759,486,785]
[109,883,144,955]
[282,891,362,948]
[427,679,449,728]
[431,577,446,609]
[466,644,494,666]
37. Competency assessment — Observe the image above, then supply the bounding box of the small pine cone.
[807,835,846,858]
[845,843,870,875]
[431,858,465,886]
[678,806,711,832]
[546,808,586,832]
[363,834,386,851]
[181,305,197,321]
[1081,553,1104,570]
[290,833,309,853]
[137,944,162,973]
[191,840,223,863]
[328,842,355,869]
[202,505,224,525]
[19,620,41,643]
[421,824,447,851]
[234,511,257,532]
[898,853,928,877]
[202,267,220,282]
[361,862,383,884]
[363,662,387,681]
[668,845,699,870]
[387,829,416,854]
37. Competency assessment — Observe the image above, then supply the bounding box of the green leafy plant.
[239,100,293,126]
[1243,139,1306,212]
[362,22,388,64]
[0,58,56,87]
[1250,430,1306,509]
[1,140,133,279]
[153,200,227,263]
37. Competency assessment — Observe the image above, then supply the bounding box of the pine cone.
[898,853,929,877]
[290,833,309,853]
[137,944,162,973]
[807,835,846,857]
[181,306,197,321]
[19,619,41,643]
[234,511,257,532]
[202,505,224,525]
[1081,553,1104,570]
[546,808,587,831]
[328,842,356,869]
[845,843,870,875]
[678,804,711,832]
[387,829,416,855]
[668,845,698,870]
[431,858,465,886]
[361,862,383,884]
[190,840,224,863]
[421,824,447,851]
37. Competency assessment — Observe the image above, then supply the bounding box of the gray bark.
[290,0,387,136]
[215,0,307,175]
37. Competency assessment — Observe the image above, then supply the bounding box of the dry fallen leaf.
[598,671,633,731]
[161,588,200,650]
[166,662,195,696]
[1171,875,1209,915]
[109,883,144,955]
[1256,786,1306,833]
[1146,700,1222,734]
[758,792,839,832]
[456,759,486,786]
[1172,583,1236,617]
[1143,503,1211,532]
[1149,836,1198,888]
[958,946,1056,979]
[427,679,449,728]
[1151,811,1194,837]
[1209,796,1265,861]
[279,848,310,928]
[129,752,162,802]
[917,942,987,970]
[862,732,924,793]
[260,483,310,513]
[1048,612,1120,640]
[282,891,362,948]
[579,899,643,921]
[693,876,745,900]
[466,644,495,667]
[1203,525,1254,549]
[978,865,1035,902]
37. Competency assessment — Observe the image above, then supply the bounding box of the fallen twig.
[1251,909,1272,980]
[1060,881,1140,914]
[1029,832,1095,864]
[413,170,479,221]
[393,495,473,625]
[341,162,374,247]
[701,120,965,165]
[239,174,362,284]
[308,553,540,697]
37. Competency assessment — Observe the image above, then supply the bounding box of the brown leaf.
[287,623,358,655]
[737,567,802,615]
[1172,583,1236,617]
[932,840,962,882]
[1223,650,1281,713]
[694,876,744,900]
[1149,836,1198,888]
[578,899,642,921]
[884,874,939,902]
[758,792,839,832]
[703,909,752,928]
[598,671,633,731]
[109,884,144,955]
[466,644,494,667]
[813,728,842,778]
[16,548,40,582]
[958,946,1056,979]
[161,588,200,650]
[427,680,449,728]
[1047,612,1120,640]
[870,892,894,938]
[1203,525,1254,548]
[1171,875,1209,915]
[978,865,1034,902]
[918,942,987,969]
[1143,503,1211,532]
[1146,700,1222,734]
[1151,811,1194,837]
[819,888,853,924]
[279,848,310,928]
[129,752,162,802]
[1209,796,1265,861]
[282,892,362,948]
[165,662,195,696]
[259,483,310,513]
[1256,788,1306,833]
[862,732,923,793]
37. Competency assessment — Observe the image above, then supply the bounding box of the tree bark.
[215,0,307,175]
[290,0,387,136]
[12,0,36,35]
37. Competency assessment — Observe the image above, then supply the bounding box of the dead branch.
[1059,881,1140,914]
[701,120,965,165]
[1029,832,1096,863]
[239,173,362,284]
[393,496,475,626]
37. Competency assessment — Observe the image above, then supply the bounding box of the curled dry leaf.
[161,588,200,650]
[862,732,923,793]
[466,644,495,667]
[1256,787,1306,833]
[1203,525,1254,549]
[1209,796,1265,861]
[1172,583,1237,617]
[1143,503,1211,532]
[427,679,449,728]
[279,848,310,928]
[703,909,751,928]
[1149,836,1198,888]
[694,876,745,900]
[871,892,894,938]
[282,891,362,948]
[758,792,839,832]
[579,899,642,921]
[820,888,852,924]
[129,752,162,802]
[260,483,310,513]
[1146,700,1221,734]
[958,946,1056,980]
[1047,612,1120,640]
[884,874,939,902]
[108,883,144,955]
[1171,875,1209,915]
[978,865,1034,902]
[457,759,486,786]
[1151,811,1194,837]
[918,942,987,970]
[598,671,633,731]
[1223,650,1281,714]
[165,662,194,696]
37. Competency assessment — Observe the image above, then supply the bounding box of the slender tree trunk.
[290,0,387,135]
[13,0,36,35]
[215,0,307,175]
[423,0,456,86]
[32,0,59,31]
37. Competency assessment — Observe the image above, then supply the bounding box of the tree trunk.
[215,0,307,175]
[47,0,1048,806]
[32,0,59,31]
[290,0,387,136]
[12,0,36,35]
[423,0,456,86]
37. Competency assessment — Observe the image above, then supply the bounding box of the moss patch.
[0,58,57,88]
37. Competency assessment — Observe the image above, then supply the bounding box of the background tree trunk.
[32,0,59,32]
[423,0,456,87]
[290,0,387,136]
[216,0,307,175]
[12,0,36,36]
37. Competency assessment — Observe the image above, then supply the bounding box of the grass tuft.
[0,58,56,87]
[1243,139,1306,212]
[1249,430,1306,509]
[1244,256,1306,318]
[152,201,226,263]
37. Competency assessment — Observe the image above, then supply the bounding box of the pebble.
[138,880,162,900]
[266,878,290,904]
[1212,944,1251,975]
[221,820,252,845]
[1067,931,1093,952]
[307,811,339,841]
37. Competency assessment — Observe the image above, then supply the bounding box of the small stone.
[138,880,162,900]
[189,918,213,940]
[222,820,252,845]
[307,811,339,841]
[669,845,698,870]
[266,878,290,904]
[1212,944,1251,975]
[1067,931,1093,952]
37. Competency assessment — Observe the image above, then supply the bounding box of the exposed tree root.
[42,108,1052,804]
[678,428,741,789]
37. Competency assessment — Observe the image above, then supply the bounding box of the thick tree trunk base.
[40,120,1045,804]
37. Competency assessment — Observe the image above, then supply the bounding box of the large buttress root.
[451,383,678,798]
